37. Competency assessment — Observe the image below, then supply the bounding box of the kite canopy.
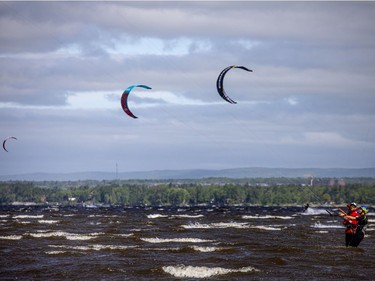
[216,65,252,104]
[121,84,152,119]
[3,136,17,152]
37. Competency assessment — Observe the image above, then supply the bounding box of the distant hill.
[1,167,374,181]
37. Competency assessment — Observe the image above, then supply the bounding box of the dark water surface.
[1,205,374,280]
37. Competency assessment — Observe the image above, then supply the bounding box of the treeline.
[1,179,374,206]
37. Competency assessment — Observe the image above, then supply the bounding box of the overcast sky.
[0,1,375,176]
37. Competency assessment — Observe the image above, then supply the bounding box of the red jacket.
[344,209,360,226]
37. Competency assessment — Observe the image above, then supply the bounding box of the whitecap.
[191,246,223,252]
[38,220,59,224]
[301,208,331,215]
[0,235,23,240]
[141,237,214,243]
[49,244,136,251]
[46,250,68,255]
[162,264,259,278]
[242,215,294,220]
[181,222,249,229]
[13,215,44,219]
[172,214,204,218]
[28,231,102,240]
[29,231,70,238]
[141,247,182,252]
[251,225,283,231]
[15,220,31,224]
[113,233,133,238]
[311,222,344,229]
[66,235,96,241]
[147,214,168,219]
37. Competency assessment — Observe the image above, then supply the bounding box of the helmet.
[360,206,369,214]
[348,202,357,208]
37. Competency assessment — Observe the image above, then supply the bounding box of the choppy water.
[1,205,374,280]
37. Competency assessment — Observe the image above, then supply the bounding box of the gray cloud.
[1,1,374,175]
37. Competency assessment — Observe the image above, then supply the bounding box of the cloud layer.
[1,2,374,175]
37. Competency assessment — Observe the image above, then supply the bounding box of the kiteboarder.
[343,205,369,247]
[303,203,310,212]
[339,202,361,247]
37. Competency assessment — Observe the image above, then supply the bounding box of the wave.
[0,235,23,240]
[48,244,136,252]
[301,208,331,215]
[311,222,344,229]
[147,213,204,219]
[172,214,204,218]
[181,222,249,229]
[162,264,259,278]
[147,214,168,219]
[38,220,59,224]
[191,246,226,252]
[242,215,294,220]
[15,220,31,224]
[251,225,283,231]
[141,237,214,243]
[28,231,104,240]
[13,215,44,219]
[113,233,133,238]
[46,250,70,255]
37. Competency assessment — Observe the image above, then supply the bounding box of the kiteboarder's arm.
[345,214,364,221]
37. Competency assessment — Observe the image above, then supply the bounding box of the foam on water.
[0,235,23,240]
[242,215,294,220]
[147,213,204,219]
[301,208,331,216]
[191,246,224,252]
[15,220,31,224]
[46,250,68,255]
[28,231,103,240]
[141,237,214,243]
[312,222,344,229]
[113,233,133,238]
[38,220,59,224]
[147,214,168,219]
[162,264,259,278]
[172,214,204,218]
[13,215,44,219]
[49,244,136,251]
[181,222,249,229]
[251,225,283,231]
[141,247,182,252]
[181,221,283,231]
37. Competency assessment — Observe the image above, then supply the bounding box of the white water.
[162,264,259,278]
[141,237,215,243]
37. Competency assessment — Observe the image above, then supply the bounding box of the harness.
[343,210,360,234]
